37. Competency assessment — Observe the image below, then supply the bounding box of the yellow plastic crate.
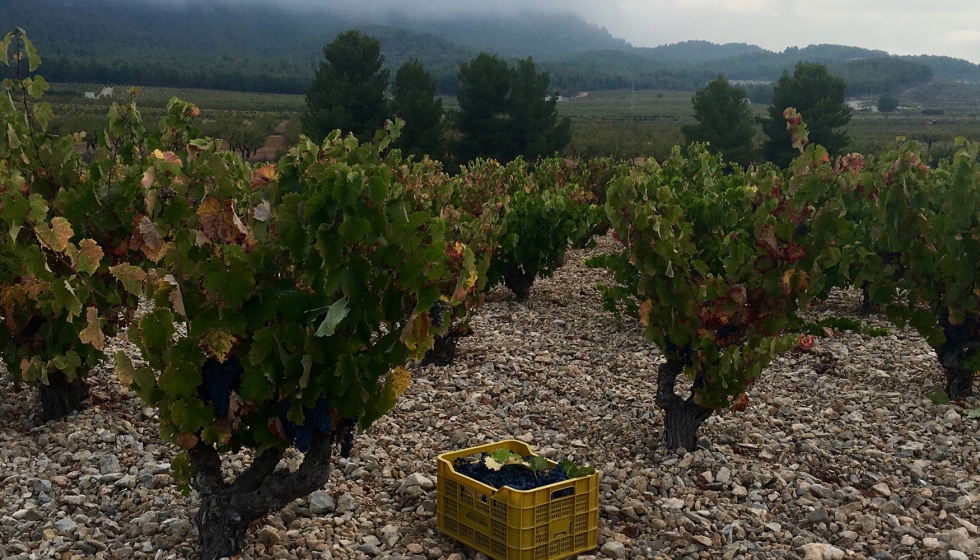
[437,440,599,560]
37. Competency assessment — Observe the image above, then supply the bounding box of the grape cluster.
[453,454,568,491]
[429,299,450,328]
[159,187,177,203]
[198,356,243,417]
[278,397,357,456]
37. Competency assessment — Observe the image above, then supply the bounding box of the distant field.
[46,83,305,112]
[46,82,980,163]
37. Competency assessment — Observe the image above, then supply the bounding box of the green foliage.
[604,129,851,409]
[508,58,572,161]
[877,94,899,115]
[786,315,890,337]
[454,53,515,165]
[392,60,445,161]
[454,54,571,165]
[116,119,475,469]
[682,76,757,169]
[485,159,583,301]
[861,138,980,396]
[0,29,133,414]
[558,460,596,479]
[762,62,852,168]
[302,30,390,143]
[831,58,932,96]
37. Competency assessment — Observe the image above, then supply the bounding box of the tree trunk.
[421,330,460,367]
[37,371,88,423]
[935,317,978,400]
[190,432,335,560]
[936,342,976,399]
[504,267,535,302]
[655,360,714,452]
[859,281,879,316]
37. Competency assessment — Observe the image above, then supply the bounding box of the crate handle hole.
[551,488,574,500]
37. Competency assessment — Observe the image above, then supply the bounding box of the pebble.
[600,541,626,558]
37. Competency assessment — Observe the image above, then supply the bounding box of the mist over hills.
[3,0,980,96]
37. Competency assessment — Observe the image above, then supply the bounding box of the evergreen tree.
[455,54,571,164]
[302,30,390,143]
[877,93,899,118]
[762,62,852,168]
[392,60,444,160]
[455,53,513,164]
[682,75,756,169]
[508,57,572,161]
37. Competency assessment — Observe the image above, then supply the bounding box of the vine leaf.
[36,217,73,252]
[315,296,349,338]
[110,263,148,295]
[201,330,236,363]
[78,307,105,351]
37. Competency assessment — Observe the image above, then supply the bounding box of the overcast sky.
[305,0,980,63]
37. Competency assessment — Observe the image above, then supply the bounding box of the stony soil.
[1,235,979,560]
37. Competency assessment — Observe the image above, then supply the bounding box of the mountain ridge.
[2,0,978,95]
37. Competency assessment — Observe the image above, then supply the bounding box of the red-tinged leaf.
[250,164,277,190]
[197,198,247,245]
[730,393,749,413]
[177,432,199,450]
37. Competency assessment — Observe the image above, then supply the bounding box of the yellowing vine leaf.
[131,216,168,262]
[141,168,155,189]
[115,351,136,387]
[250,164,277,190]
[37,217,73,252]
[639,300,653,327]
[197,198,247,245]
[158,274,186,317]
[389,366,411,398]
[200,329,236,363]
[78,306,105,351]
[71,239,104,275]
[110,263,148,295]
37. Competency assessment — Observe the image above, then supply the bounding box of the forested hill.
[4,0,980,95]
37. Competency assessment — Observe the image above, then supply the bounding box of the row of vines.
[2,28,978,560]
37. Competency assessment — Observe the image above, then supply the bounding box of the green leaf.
[0,31,13,66]
[528,455,549,473]
[930,391,951,406]
[26,75,47,99]
[158,361,202,399]
[967,408,980,419]
[23,36,41,72]
[139,308,176,350]
[315,296,349,338]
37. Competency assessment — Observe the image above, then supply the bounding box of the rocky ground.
[1,235,978,560]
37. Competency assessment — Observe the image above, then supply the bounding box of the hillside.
[3,0,980,95]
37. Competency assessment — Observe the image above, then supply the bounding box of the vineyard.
[2,27,980,560]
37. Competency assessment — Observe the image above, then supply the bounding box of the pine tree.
[762,62,851,168]
[682,75,756,169]
[392,60,444,160]
[302,30,390,143]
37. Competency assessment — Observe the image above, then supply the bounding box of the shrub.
[863,138,980,398]
[603,113,852,450]
[115,121,476,559]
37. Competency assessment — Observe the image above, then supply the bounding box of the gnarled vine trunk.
[37,371,88,423]
[936,342,977,400]
[422,330,461,367]
[504,267,535,302]
[655,359,714,452]
[190,433,335,560]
